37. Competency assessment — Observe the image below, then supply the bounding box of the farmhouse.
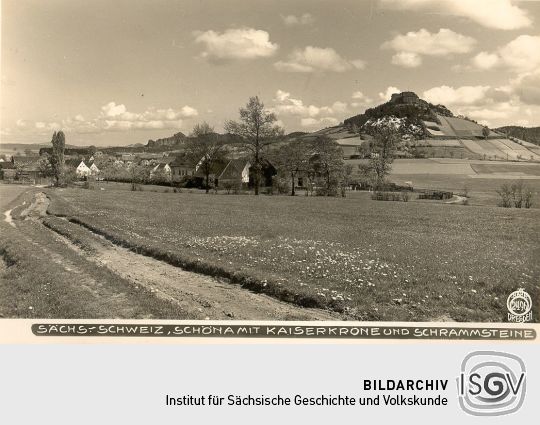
[90,162,100,174]
[169,157,196,182]
[12,156,42,183]
[76,161,91,177]
[334,137,366,158]
[76,160,100,177]
[0,160,17,180]
[150,162,172,180]
[217,157,276,188]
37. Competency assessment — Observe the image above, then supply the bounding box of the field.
[346,158,540,207]
[42,185,539,322]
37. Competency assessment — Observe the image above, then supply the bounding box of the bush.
[496,184,512,207]
[221,180,242,195]
[371,191,403,201]
[524,190,533,209]
[271,176,289,195]
[401,190,410,202]
[418,190,453,200]
[495,181,534,209]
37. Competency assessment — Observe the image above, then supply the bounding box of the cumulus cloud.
[11,102,199,136]
[97,103,198,130]
[379,86,401,101]
[271,90,349,128]
[101,102,127,117]
[194,28,278,62]
[471,52,500,70]
[422,84,522,125]
[352,91,373,103]
[281,13,315,26]
[379,0,532,30]
[274,46,365,72]
[382,28,476,67]
[391,52,422,68]
[351,91,374,108]
[272,90,349,118]
[423,85,493,106]
[471,35,540,73]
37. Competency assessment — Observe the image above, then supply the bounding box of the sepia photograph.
[1,0,538,324]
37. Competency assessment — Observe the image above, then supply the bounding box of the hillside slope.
[495,126,540,146]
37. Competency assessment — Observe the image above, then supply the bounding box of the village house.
[216,157,276,188]
[76,160,100,178]
[12,156,43,183]
[0,160,17,181]
[150,162,172,180]
[169,157,196,182]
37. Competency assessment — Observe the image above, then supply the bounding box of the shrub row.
[371,191,410,202]
[418,190,453,200]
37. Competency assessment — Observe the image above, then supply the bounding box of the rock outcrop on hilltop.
[344,91,454,139]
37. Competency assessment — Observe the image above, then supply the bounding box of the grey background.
[0,343,538,424]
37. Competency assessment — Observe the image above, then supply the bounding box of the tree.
[186,122,226,193]
[38,157,54,180]
[49,131,66,186]
[270,141,309,196]
[339,164,354,197]
[128,163,149,191]
[363,125,399,189]
[482,126,490,140]
[225,96,283,195]
[309,136,344,196]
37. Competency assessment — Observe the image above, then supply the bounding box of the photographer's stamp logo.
[507,288,532,322]
[458,351,526,416]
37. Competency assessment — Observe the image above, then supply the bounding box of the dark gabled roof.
[0,162,16,169]
[13,155,41,164]
[169,156,196,168]
[12,156,41,171]
[65,158,81,168]
[218,158,250,180]
[153,163,170,171]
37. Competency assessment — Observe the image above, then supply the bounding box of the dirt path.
[4,209,15,227]
[445,195,468,205]
[9,191,337,320]
[50,218,336,320]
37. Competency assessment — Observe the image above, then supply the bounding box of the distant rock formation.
[146,132,186,149]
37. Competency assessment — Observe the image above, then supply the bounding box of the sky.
[1,0,540,146]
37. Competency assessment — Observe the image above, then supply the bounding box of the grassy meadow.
[47,186,540,322]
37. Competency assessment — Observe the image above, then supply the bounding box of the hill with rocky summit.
[343,91,455,139]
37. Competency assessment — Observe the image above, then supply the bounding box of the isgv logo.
[457,351,526,416]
